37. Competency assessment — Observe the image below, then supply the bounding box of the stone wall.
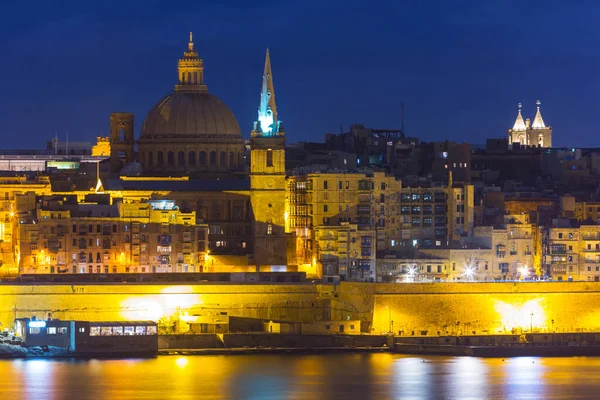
[2,282,600,338]
[0,284,325,328]
[360,282,600,335]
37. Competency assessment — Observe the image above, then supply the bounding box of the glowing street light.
[404,265,417,282]
[463,266,475,281]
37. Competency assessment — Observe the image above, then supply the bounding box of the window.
[90,326,100,336]
[220,151,227,166]
[323,181,328,190]
[266,149,273,167]
[324,205,328,212]
[157,151,164,165]
[47,327,57,335]
[124,326,135,335]
[135,326,146,335]
[199,151,206,165]
[167,151,174,166]
[210,151,216,165]
[188,152,196,165]
[267,223,273,235]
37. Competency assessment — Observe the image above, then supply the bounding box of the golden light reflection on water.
[0,355,600,399]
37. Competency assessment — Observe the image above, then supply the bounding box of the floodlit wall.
[0,284,326,328]
[363,282,600,335]
[3,282,600,337]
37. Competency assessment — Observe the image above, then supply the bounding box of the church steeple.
[512,103,526,131]
[175,32,207,92]
[531,100,546,129]
[253,49,280,136]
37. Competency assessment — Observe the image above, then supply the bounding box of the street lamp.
[385,306,391,334]
[530,312,534,333]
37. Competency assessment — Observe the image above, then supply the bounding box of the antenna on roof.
[401,103,405,134]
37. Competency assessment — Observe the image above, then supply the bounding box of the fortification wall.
[2,282,600,337]
[0,284,324,328]
[356,282,600,335]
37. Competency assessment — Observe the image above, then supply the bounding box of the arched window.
[181,72,185,84]
[199,151,206,165]
[229,151,235,168]
[168,151,174,166]
[189,152,196,165]
[157,151,164,166]
[193,72,197,84]
[187,72,191,84]
[178,151,185,166]
[148,151,153,166]
[220,151,226,166]
[210,151,216,165]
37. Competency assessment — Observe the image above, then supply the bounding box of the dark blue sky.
[1,0,598,148]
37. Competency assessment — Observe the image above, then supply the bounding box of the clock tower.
[250,49,288,267]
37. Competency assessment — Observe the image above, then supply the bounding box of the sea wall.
[0,284,326,328]
[358,282,600,335]
[2,282,600,337]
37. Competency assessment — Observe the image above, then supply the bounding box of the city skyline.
[1,1,599,148]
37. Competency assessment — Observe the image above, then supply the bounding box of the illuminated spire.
[255,49,279,135]
[531,100,546,129]
[512,103,526,131]
[176,32,206,91]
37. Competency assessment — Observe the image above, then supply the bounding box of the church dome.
[141,91,241,139]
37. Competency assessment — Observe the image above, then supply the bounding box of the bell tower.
[109,112,135,174]
[250,49,287,267]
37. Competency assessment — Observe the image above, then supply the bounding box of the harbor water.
[1,353,599,399]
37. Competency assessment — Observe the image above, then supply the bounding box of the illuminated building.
[287,172,399,279]
[508,101,552,148]
[14,196,208,274]
[91,137,111,157]
[121,33,245,179]
[377,256,451,282]
[544,223,600,282]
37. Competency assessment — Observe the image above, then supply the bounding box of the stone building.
[14,196,208,274]
[508,101,552,148]
[114,33,245,179]
[544,222,600,282]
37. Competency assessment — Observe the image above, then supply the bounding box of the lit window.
[90,326,100,336]
[112,327,124,335]
[124,326,135,336]
[135,326,146,335]
[267,224,273,235]
[47,327,57,335]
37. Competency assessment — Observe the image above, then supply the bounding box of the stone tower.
[109,112,135,174]
[250,49,288,267]
[508,101,552,148]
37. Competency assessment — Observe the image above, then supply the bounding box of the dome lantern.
[175,32,207,92]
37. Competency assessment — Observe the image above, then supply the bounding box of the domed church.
[109,33,246,179]
[106,34,289,268]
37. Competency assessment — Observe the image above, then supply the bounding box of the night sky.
[1,0,598,149]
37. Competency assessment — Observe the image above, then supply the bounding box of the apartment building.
[15,196,208,274]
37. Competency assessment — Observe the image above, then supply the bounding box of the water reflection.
[0,354,599,400]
